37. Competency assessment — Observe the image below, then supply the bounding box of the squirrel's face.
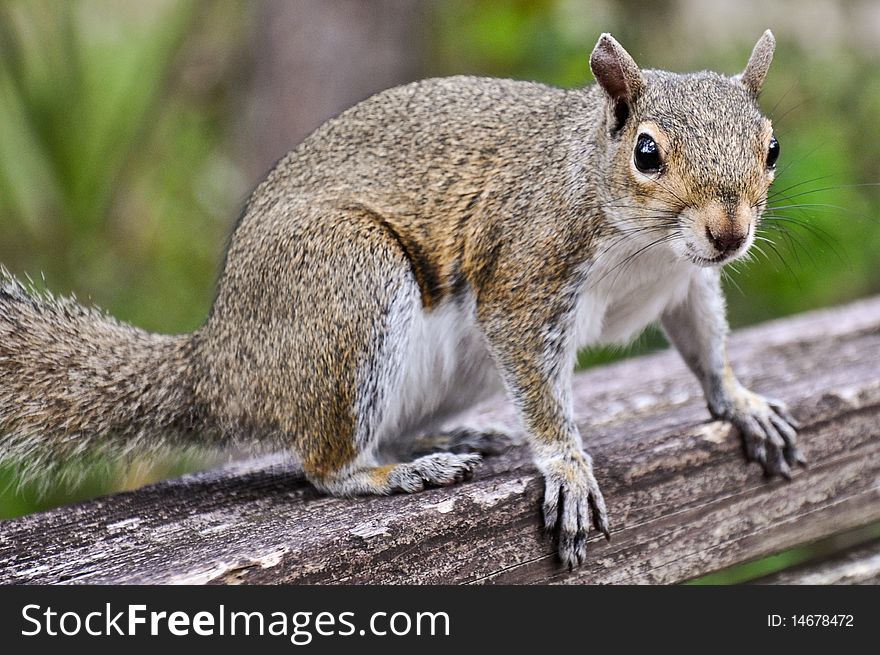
[590,31,779,268]
[618,74,777,267]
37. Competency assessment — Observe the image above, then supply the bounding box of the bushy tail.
[0,269,204,482]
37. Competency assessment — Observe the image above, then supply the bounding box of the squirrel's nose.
[705,225,746,254]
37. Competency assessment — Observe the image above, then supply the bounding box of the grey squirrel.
[0,31,802,568]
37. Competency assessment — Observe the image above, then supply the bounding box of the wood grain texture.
[754,539,880,585]
[0,296,878,585]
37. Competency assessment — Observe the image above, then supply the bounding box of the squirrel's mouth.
[688,252,730,267]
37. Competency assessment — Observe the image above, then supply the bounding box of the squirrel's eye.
[634,134,662,174]
[767,136,780,169]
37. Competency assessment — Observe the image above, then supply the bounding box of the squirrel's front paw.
[540,451,609,569]
[713,387,804,479]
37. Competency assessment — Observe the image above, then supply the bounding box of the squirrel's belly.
[374,294,501,443]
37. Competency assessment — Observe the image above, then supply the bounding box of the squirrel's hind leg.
[310,452,481,496]
[275,206,487,497]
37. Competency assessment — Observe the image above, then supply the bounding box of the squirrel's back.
[260,76,600,211]
[217,76,605,319]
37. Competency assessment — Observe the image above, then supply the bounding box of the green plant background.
[0,1,878,580]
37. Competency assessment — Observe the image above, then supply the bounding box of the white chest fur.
[574,243,696,348]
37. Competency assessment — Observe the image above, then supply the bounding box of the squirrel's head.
[590,30,778,267]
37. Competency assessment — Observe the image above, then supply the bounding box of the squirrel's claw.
[589,487,611,541]
[767,398,801,430]
[728,392,803,479]
[541,453,609,569]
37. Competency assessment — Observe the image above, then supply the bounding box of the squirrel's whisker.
[763,174,836,202]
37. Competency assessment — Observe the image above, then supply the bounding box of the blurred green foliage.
[0,0,248,516]
[0,0,244,333]
[0,1,878,582]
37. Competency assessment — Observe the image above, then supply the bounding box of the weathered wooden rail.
[0,296,878,584]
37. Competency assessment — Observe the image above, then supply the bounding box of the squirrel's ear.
[737,29,775,97]
[590,33,644,132]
